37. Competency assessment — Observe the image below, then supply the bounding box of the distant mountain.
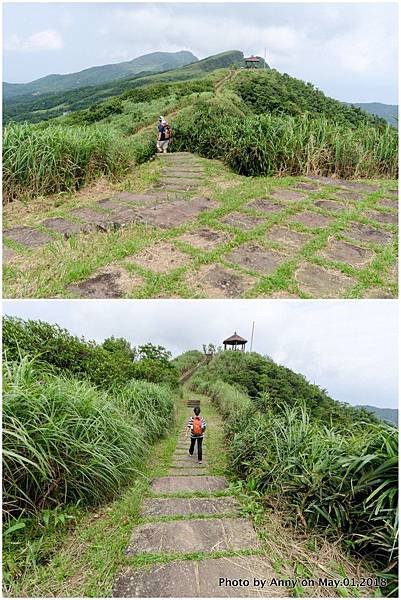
[356,405,398,425]
[3,51,198,99]
[345,102,398,126]
[3,50,244,124]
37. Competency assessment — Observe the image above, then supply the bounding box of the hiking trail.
[112,390,285,597]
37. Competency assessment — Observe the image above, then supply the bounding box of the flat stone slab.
[108,207,138,226]
[293,181,320,191]
[367,210,398,225]
[295,263,355,298]
[113,556,286,597]
[246,199,284,213]
[69,207,112,230]
[159,182,199,191]
[41,217,85,238]
[67,266,142,299]
[307,175,345,186]
[140,198,219,229]
[289,211,333,228]
[3,226,53,248]
[221,212,266,230]
[97,198,126,210]
[188,264,256,298]
[266,226,311,249]
[342,223,394,245]
[320,239,374,267]
[3,246,18,261]
[314,200,348,212]
[270,189,306,202]
[378,198,398,209]
[162,170,204,178]
[226,244,287,275]
[171,458,207,467]
[162,175,202,183]
[333,189,366,201]
[178,228,229,251]
[338,181,379,193]
[168,468,207,476]
[141,497,239,517]
[363,288,396,299]
[116,192,171,203]
[128,242,190,273]
[150,475,228,494]
[125,517,259,555]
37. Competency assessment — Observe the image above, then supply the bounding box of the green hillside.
[350,102,398,127]
[356,404,398,425]
[3,50,244,124]
[188,350,398,593]
[3,51,398,205]
[3,50,198,100]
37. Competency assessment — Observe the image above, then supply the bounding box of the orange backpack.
[192,416,203,436]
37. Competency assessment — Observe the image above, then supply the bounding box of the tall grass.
[2,122,155,203]
[191,375,398,588]
[3,357,175,520]
[172,98,398,179]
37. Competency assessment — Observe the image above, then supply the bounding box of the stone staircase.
[113,399,286,597]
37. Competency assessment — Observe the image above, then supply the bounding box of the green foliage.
[172,350,205,375]
[2,316,179,390]
[189,352,398,589]
[233,70,386,127]
[134,344,179,388]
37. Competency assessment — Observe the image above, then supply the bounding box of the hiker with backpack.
[156,116,172,153]
[186,406,206,463]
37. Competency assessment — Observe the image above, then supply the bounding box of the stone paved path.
[113,397,286,597]
[4,151,398,299]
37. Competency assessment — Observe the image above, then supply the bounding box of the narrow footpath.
[113,392,285,597]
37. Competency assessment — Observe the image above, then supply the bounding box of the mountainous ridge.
[3,50,198,99]
[345,102,398,126]
[3,50,245,124]
[355,405,398,425]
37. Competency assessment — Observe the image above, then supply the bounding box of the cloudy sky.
[3,2,398,103]
[3,300,398,409]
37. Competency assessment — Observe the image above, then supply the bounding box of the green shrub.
[2,316,179,390]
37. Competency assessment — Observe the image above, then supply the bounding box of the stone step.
[162,171,204,178]
[168,468,206,476]
[114,556,286,597]
[141,496,239,517]
[171,459,208,467]
[151,476,227,494]
[125,517,260,555]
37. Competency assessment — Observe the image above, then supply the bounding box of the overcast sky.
[3,300,398,409]
[3,2,398,103]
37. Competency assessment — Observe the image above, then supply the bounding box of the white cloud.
[4,29,63,52]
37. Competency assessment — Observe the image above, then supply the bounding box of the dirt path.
[113,391,285,597]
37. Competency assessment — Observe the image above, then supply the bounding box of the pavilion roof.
[223,332,248,344]
[244,56,260,62]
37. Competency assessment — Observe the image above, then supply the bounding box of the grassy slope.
[11,387,378,598]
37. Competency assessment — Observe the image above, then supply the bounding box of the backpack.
[164,124,172,139]
[192,416,203,437]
